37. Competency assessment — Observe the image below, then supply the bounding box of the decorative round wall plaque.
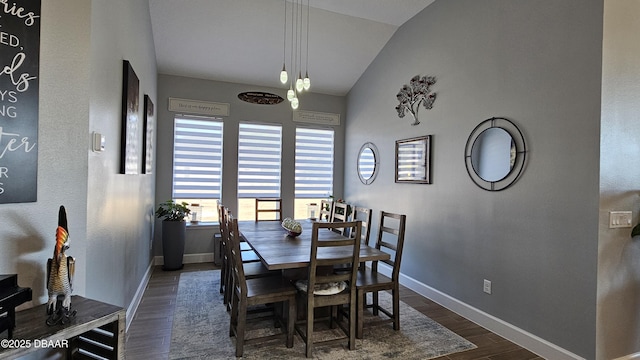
[237,92,284,105]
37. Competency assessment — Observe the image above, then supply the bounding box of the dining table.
[238,219,390,271]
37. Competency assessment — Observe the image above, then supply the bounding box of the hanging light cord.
[306,0,309,76]
[282,0,287,65]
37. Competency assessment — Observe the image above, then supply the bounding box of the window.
[237,123,282,220]
[294,127,334,219]
[172,116,223,222]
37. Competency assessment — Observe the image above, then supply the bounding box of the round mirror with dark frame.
[357,142,379,185]
[464,117,526,191]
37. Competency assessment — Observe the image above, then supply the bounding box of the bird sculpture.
[46,205,76,326]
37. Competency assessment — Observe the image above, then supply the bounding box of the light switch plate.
[92,132,105,152]
[610,211,633,228]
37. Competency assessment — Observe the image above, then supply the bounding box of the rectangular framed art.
[142,94,154,174]
[120,60,139,174]
[395,135,431,184]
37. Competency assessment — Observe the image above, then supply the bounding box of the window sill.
[186,222,218,229]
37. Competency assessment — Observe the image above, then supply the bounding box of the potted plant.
[156,200,191,270]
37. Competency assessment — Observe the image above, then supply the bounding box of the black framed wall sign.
[0,1,41,204]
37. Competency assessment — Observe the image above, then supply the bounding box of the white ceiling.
[148,0,435,96]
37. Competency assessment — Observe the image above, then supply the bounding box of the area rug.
[169,270,476,359]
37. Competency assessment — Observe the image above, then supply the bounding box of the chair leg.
[357,289,365,339]
[393,286,400,331]
[229,290,238,337]
[235,301,248,357]
[219,257,226,294]
[287,299,295,348]
[329,306,337,328]
[305,299,314,358]
[348,295,356,350]
[372,291,379,316]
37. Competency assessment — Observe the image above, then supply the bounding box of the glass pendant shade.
[295,73,304,92]
[303,72,310,90]
[287,88,295,101]
[280,64,288,84]
[291,97,299,109]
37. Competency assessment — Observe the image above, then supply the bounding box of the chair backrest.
[331,202,350,222]
[255,198,283,222]
[217,203,228,247]
[220,206,232,258]
[373,211,407,282]
[330,202,351,235]
[217,201,225,235]
[307,221,361,306]
[228,215,248,295]
[319,200,333,221]
[352,206,372,246]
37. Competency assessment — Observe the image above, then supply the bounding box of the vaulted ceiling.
[149,0,435,96]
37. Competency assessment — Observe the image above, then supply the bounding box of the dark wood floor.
[125,263,544,359]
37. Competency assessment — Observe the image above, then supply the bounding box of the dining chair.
[227,216,297,357]
[217,201,228,295]
[356,211,406,339]
[220,206,268,308]
[255,198,283,222]
[294,220,362,357]
[319,199,333,221]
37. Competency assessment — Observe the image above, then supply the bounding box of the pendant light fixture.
[279,0,311,109]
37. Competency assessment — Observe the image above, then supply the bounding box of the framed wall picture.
[395,135,431,184]
[142,95,154,174]
[120,60,140,174]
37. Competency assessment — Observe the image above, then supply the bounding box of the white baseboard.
[154,252,214,266]
[614,353,640,360]
[126,260,154,331]
[375,263,585,360]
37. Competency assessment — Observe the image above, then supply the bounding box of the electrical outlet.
[483,279,492,294]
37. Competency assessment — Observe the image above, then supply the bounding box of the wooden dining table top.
[239,219,390,271]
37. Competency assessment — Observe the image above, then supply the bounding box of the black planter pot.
[162,220,186,270]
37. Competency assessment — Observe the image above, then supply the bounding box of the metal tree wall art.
[395,75,437,126]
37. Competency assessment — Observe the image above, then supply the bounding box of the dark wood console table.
[0,296,125,359]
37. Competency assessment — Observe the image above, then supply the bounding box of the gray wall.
[598,1,640,359]
[345,1,602,358]
[86,0,157,310]
[154,74,346,257]
[0,0,156,332]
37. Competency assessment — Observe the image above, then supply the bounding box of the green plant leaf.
[156,200,191,221]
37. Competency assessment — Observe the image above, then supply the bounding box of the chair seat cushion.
[295,280,347,295]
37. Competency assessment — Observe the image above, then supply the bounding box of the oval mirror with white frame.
[464,117,526,191]
[357,142,379,185]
